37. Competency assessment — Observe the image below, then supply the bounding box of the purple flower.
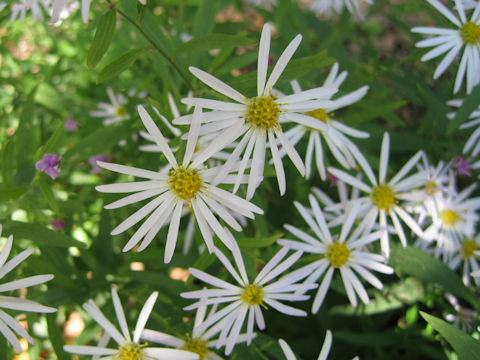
[88,154,110,174]
[36,153,62,179]
[452,156,472,176]
[51,219,66,230]
[64,118,78,131]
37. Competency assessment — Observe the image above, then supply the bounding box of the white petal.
[190,67,246,104]
[133,291,159,343]
[257,23,271,95]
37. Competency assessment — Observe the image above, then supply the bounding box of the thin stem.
[107,0,193,91]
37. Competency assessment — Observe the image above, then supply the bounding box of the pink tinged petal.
[83,300,125,344]
[427,0,462,26]
[194,198,233,250]
[264,34,302,93]
[268,131,286,195]
[0,234,12,269]
[164,202,183,263]
[327,168,372,193]
[96,161,165,180]
[256,250,303,285]
[339,267,357,307]
[110,287,130,341]
[434,43,463,79]
[0,248,34,280]
[379,132,390,184]
[0,318,22,353]
[0,274,53,293]
[275,129,305,176]
[263,297,306,316]
[311,267,334,313]
[225,306,248,355]
[133,291,158,343]
[144,348,200,359]
[247,131,266,200]
[183,106,203,167]
[104,188,166,210]
[189,67,246,104]
[233,131,257,193]
[318,330,333,360]
[138,105,178,168]
[257,23,271,95]
[64,346,116,356]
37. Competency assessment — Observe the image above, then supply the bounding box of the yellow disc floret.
[439,209,460,227]
[183,337,210,360]
[116,106,128,117]
[460,21,480,46]
[241,284,264,306]
[306,108,331,123]
[245,95,281,130]
[168,166,203,201]
[371,185,396,211]
[425,181,437,195]
[326,242,351,268]
[115,343,144,360]
[461,239,478,259]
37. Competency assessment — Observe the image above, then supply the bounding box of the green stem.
[107,0,193,91]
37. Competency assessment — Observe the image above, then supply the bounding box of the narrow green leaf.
[47,314,72,360]
[40,120,65,156]
[390,246,478,309]
[98,46,148,83]
[193,0,216,37]
[2,221,86,248]
[238,233,284,248]
[38,175,59,213]
[175,34,256,54]
[0,336,7,360]
[86,8,117,70]
[1,137,15,186]
[447,84,480,134]
[420,312,480,360]
[0,186,28,202]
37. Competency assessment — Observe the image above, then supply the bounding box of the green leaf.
[0,186,28,202]
[390,246,478,309]
[98,46,148,83]
[193,0,216,37]
[1,137,15,186]
[37,175,59,213]
[86,8,117,70]
[40,120,65,156]
[175,34,256,54]
[47,314,72,360]
[2,221,86,248]
[447,84,480,134]
[420,312,480,360]
[238,233,284,248]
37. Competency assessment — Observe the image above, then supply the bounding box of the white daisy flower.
[279,63,369,180]
[0,225,56,353]
[328,132,426,258]
[447,98,480,156]
[309,0,373,20]
[181,235,316,355]
[90,87,131,126]
[448,234,480,285]
[444,293,479,332]
[412,0,480,94]
[279,197,393,312]
[176,23,337,200]
[96,105,263,263]
[142,300,253,359]
[279,330,359,360]
[64,287,199,360]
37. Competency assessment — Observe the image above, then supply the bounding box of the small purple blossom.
[64,117,78,131]
[452,156,473,176]
[51,219,66,230]
[36,153,62,179]
[328,171,339,186]
[89,154,110,174]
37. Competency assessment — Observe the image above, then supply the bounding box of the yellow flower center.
[461,239,478,259]
[425,181,437,195]
[439,209,460,226]
[371,185,396,211]
[183,337,210,360]
[326,242,351,268]
[245,95,281,130]
[306,108,331,123]
[115,343,144,360]
[241,284,264,306]
[116,106,128,117]
[460,21,480,45]
[168,166,203,201]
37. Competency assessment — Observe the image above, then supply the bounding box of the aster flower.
[279,330,359,360]
[278,64,369,180]
[309,0,373,20]
[64,287,199,360]
[35,153,62,179]
[0,225,56,353]
[412,0,480,94]
[176,23,337,200]
[452,156,474,176]
[96,105,263,263]
[64,117,78,131]
[279,197,393,312]
[328,132,426,258]
[448,98,480,156]
[90,87,130,126]
[50,218,66,230]
[448,234,480,285]
[181,235,316,355]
